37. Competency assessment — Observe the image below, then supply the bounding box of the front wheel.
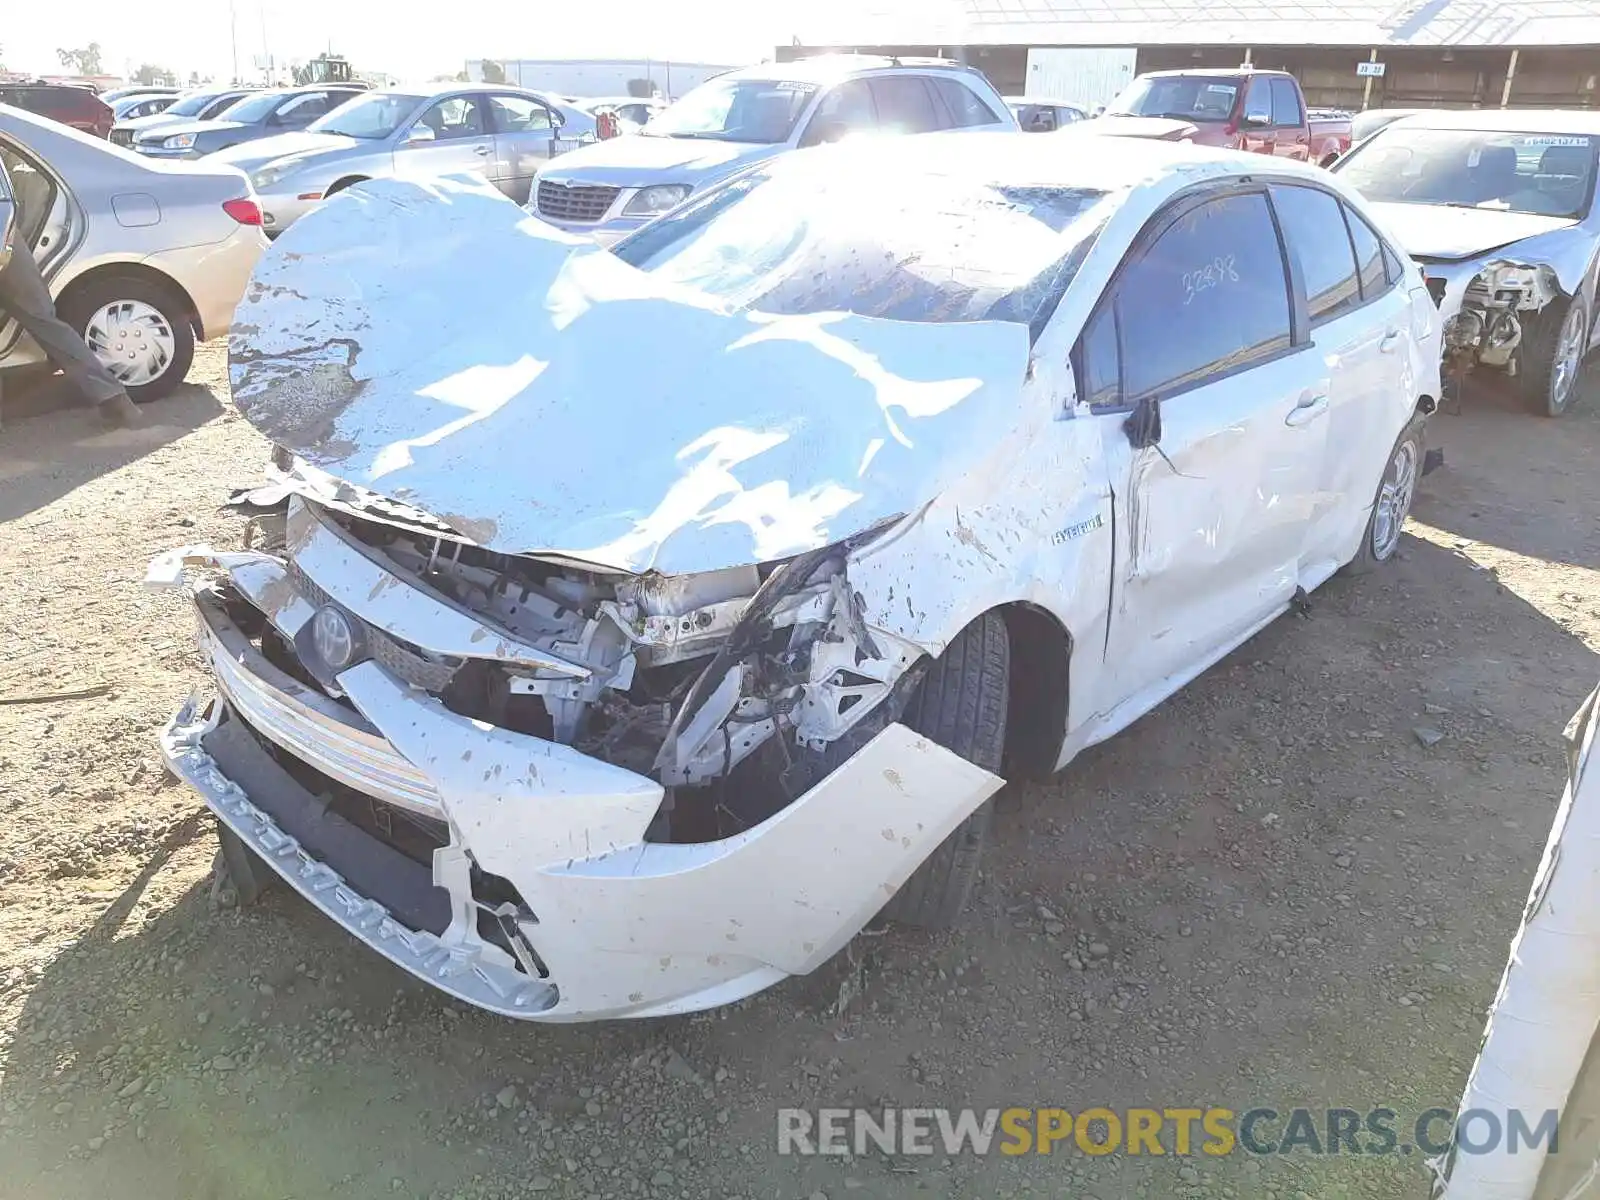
[58,274,195,403]
[1520,296,1589,417]
[1343,413,1425,576]
[881,611,1010,928]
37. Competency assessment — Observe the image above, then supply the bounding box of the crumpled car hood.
[229,175,1031,576]
[1369,201,1579,261]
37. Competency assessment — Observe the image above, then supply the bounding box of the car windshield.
[1337,127,1598,219]
[1106,76,1238,122]
[610,162,1109,337]
[643,77,816,143]
[218,91,284,122]
[166,91,227,118]
[311,92,422,138]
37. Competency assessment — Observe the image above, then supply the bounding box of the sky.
[0,0,927,83]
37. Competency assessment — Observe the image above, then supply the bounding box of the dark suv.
[0,83,114,138]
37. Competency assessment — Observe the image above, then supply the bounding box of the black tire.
[1343,412,1426,576]
[58,273,195,403]
[880,611,1010,929]
[1519,295,1589,417]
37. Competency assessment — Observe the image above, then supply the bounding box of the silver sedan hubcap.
[1372,439,1418,561]
[1550,304,1587,412]
[84,299,175,389]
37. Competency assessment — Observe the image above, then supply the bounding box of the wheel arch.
[55,261,201,337]
[992,601,1072,782]
[325,175,370,196]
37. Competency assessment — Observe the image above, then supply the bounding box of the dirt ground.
[2,341,1598,1200]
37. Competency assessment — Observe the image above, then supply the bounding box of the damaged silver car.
[150,134,1440,1021]
[1335,110,1600,416]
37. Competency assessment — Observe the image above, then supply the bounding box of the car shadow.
[1415,370,1600,571]
[0,377,223,523]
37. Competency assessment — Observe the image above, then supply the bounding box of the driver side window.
[488,93,551,132]
[412,96,486,140]
[800,79,876,147]
[1243,77,1272,125]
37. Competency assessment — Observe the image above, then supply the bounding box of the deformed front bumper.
[152,543,1003,1022]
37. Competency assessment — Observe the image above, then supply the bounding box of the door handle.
[1285,392,1329,427]
[1379,329,1403,354]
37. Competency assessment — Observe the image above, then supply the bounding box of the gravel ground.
[2,342,1598,1200]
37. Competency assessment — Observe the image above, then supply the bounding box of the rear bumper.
[151,536,1003,1022]
[144,228,266,340]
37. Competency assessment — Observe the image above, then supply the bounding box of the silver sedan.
[0,105,266,400]
[209,86,596,235]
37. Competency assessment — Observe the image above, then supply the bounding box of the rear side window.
[1080,191,1293,404]
[868,76,942,135]
[1269,78,1303,127]
[1269,184,1361,323]
[928,77,1003,127]
[1343,206,1389,298]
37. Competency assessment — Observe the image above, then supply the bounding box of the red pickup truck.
[1097,68,1352,166]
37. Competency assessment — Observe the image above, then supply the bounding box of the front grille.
[536,180,620,223]
[110,128,133,147]
[288,561,461,692]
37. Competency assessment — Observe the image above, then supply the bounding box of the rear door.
[485,92,558,202]
[1084,186,1329,707]
[1269,77,1310,160]
[1289,195,1416,571]
[393,94,495,183]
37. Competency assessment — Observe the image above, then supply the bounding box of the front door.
[1240,77,1276,155]
[1269,77,1311,160]
[1081,188,1328,712]
[485,92,558,203]
[394,95,495,186]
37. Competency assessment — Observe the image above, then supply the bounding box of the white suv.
[530,54,1018,243]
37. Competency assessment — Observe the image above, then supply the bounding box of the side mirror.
[403,124,436,145]
[1243,110,1272,127]
[1122,394,1162,449]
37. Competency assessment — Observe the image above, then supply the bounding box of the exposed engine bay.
[229,483,924,844]
[1437,259,1565,380]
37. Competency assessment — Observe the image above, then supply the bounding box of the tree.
[55,43,104,75]
[480,59,507,85]
[133,64,174,86]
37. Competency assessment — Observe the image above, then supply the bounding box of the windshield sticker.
[1467,147,1482,167]
[1205,84,1237,95]
[1183,255,1239,305]
[774,82,818,93]
[1519,135,1591,147]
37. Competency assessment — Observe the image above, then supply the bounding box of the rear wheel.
[1343,412,1425,576]
[58,273,195,403]
[1519,295,1589,417]
[880,612,1010,928]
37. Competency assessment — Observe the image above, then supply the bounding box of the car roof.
[1141,67,1281,78]
[727,54,981,85]
[1379,108,1600,135]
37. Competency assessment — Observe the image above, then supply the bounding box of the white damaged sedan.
[150,134,1441,1021]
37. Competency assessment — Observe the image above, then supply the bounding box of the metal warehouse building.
[781,1,1600,112]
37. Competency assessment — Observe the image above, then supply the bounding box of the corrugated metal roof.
[796,0,1600,48]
